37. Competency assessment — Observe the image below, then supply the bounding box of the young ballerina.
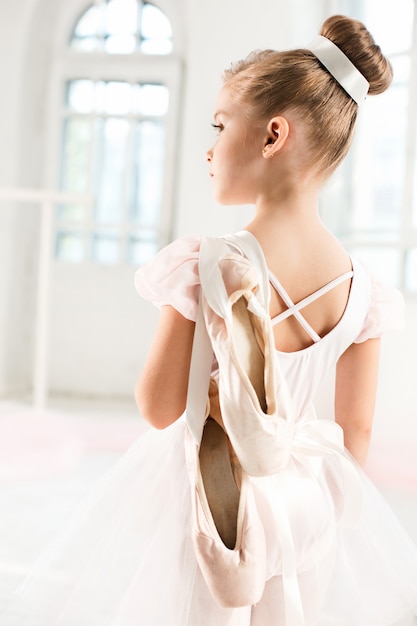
[134,13,417,626]
[8,13,417,626]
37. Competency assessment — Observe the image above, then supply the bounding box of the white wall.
[48,263,157,398]
[0,0,29,394]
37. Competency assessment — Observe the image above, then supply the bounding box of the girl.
[10,14,417,626]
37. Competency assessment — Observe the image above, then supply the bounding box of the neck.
[245,182,321,238]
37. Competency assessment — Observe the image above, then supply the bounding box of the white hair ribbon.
[306,35,369,104]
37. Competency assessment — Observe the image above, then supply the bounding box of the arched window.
[71,1,173,54]
[53,0,181,265]
[321,0,417,294]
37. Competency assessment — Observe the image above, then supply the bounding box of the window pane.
[141,3,172,39]
[60,118,92,220]
[105,0,137,35]
[94,117,130,222]
[91,234,120,264]
[95,81,106,113]
[66,80,95,113]
[61,118,92,192]
[103,81,132,115]
[55,232,85,262]
[128,233,158,265]
[140,3,173,54]
[405,248,417,291]
[71,4,103,51]
[73,5,100,38]
[130,120,165,225]
[132,83,169,116]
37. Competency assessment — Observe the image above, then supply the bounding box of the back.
[224,230,372,418]
[247,226,353,354]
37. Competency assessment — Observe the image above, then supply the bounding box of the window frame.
[44,1,183,266]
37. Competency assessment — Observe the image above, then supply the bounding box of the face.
[206,86,265,205]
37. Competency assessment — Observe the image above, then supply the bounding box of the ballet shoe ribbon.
[290,415,364,528]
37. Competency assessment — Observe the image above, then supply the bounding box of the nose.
[206,148,213,163]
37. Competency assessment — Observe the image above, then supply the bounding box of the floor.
[1,398,417,622]
[0,399,147,614]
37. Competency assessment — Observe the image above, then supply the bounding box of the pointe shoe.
[198,236,295,477]
[184,415,267,608]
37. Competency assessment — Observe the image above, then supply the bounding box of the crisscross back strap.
[270,270,354,342]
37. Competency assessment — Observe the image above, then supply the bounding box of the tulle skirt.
[5,418,417,626]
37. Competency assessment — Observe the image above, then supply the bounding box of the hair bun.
[320,15,393,95]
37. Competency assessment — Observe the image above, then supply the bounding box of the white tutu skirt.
[6,419,417,626]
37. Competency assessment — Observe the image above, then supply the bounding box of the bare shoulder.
[255,226,354,352]
[251,223,351,293]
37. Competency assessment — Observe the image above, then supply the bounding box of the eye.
[211,123,224,134]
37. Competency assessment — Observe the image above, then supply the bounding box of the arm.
[335,338,381,466]
[135,306,195,429]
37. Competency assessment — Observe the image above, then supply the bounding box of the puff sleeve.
[134,235,201,321]
[354,275,405,343]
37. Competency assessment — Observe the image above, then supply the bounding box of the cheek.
[212,170,255,205]
[211,139,260,202]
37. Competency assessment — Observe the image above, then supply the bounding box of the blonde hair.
[223,15,393,177]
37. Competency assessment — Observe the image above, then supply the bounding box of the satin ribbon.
[290,415,364,528]
[276,416,364,626]
[306,35,369,104]
[185,289,213,445]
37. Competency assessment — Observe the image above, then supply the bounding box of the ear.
[262,116,290,159]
